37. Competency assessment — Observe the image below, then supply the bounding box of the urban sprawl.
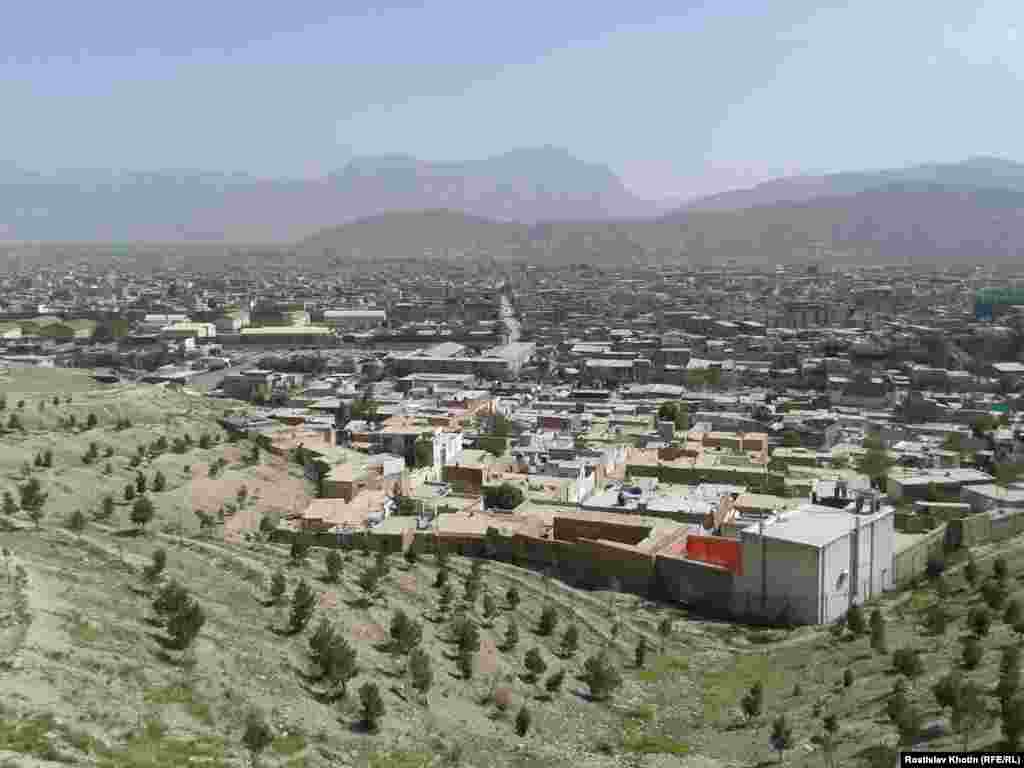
[2,260,1024,629]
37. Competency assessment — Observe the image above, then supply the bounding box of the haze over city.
[4,0,1024,200]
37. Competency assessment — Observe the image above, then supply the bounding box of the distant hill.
[0,148,662,242]
[683,156,1024,211]
[298,180,1024,267]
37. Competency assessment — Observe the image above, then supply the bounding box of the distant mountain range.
[683,156,1024,211]
[6,154,1024,266]
[0,147,664,242]
[300,158,1024,267]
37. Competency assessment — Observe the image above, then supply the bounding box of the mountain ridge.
[0,147,662,242]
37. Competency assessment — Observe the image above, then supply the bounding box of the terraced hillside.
[3,369,1024,767]
[0,368,311,538]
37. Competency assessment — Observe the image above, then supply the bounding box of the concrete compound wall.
[948,510,1024,549]
[893,524,949,585]
[268,503,1024,625]
[654,555,733,609]
[552,516,651,546]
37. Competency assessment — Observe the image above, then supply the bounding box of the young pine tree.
[269,570,287,604]
[870,609,887,653]
[324,550,343,583]
[581,651,622,702]
[965,556,980,588]
[359,682,385,732]
[482,592,497,626]
[66,509,86,538]
[846,604,866,636]
[998,644,1022,705]
[770,714,793,763]
[515,705,532,737]
[242,709,274,768]
[434,566,449,589]
[524,648,547,682]
[143,548,167,582]
[969,606,992,638]
[742,681,764,721]
[289,579,317,634]
[538,604,558,636]
[409,647,433,697]
[657,617,673,655]
[545,668,565,698]
[153,579,189,621]
[503,618,519,651]
[167,598,205,650]
[456,647,475,680]
[635,637,648,669]
[130,496,155,530]
[963,636,984,670]
[1003,696,1024,750]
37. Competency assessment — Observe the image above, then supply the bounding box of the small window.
[836,571,848,590]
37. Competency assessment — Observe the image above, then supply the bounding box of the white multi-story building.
[732,492,895,625]
[324,309,387,331]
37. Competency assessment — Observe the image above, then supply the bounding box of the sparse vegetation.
[3,370,1024,767]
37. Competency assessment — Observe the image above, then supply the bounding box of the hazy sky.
[3,0,1022,199]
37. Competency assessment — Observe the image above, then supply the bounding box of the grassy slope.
[3,370,1024,767]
